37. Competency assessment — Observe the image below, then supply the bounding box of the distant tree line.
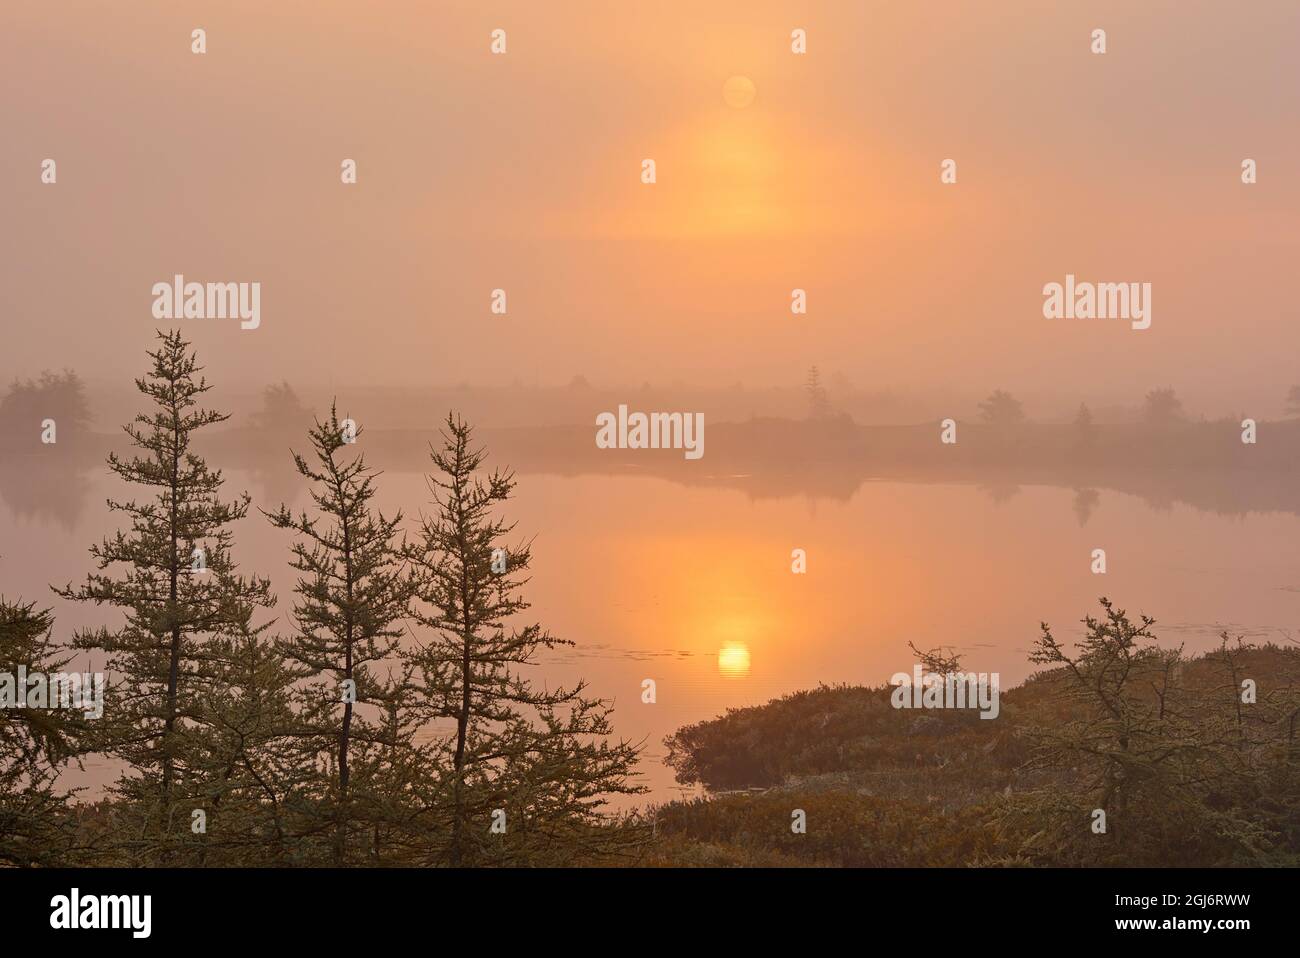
[0,370,92,452]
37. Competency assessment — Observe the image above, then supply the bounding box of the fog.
[3,0,1298,417]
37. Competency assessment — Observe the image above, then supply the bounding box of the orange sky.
[2,0,1298,413]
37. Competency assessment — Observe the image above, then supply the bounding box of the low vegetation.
[647,606,1300,867]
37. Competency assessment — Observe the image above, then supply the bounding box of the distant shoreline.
[9,416,1298,517]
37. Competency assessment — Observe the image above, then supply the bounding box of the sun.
[722,75,756,109]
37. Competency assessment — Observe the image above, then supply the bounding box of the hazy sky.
[3,0,1298,412]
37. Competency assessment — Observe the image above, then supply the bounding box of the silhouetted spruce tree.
[0,595,93,865]
[1073,402,1096,449]
[406,414,643,866]
[804,366,830,421]
[56,331,272,865]
[264,405,413,865]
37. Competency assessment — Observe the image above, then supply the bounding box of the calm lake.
[4,461,1299,807]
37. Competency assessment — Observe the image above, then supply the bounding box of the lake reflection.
[718,642,752,677]
[3,457,1299,806]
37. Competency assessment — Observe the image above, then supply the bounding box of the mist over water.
[8,443,1298,805]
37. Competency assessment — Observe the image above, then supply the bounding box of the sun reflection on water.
[717,642,751,677]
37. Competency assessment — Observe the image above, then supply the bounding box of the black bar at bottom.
[0,866,1279,943]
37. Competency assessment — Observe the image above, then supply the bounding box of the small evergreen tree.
[992,599,1291,865]
[406,414,644,866]
[1073,402,1095,448]
[804,367,831,421]
[56,331,272,864]
[1142,387,1185,426]
[264,404,413,865]
[977,390,1025,429]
